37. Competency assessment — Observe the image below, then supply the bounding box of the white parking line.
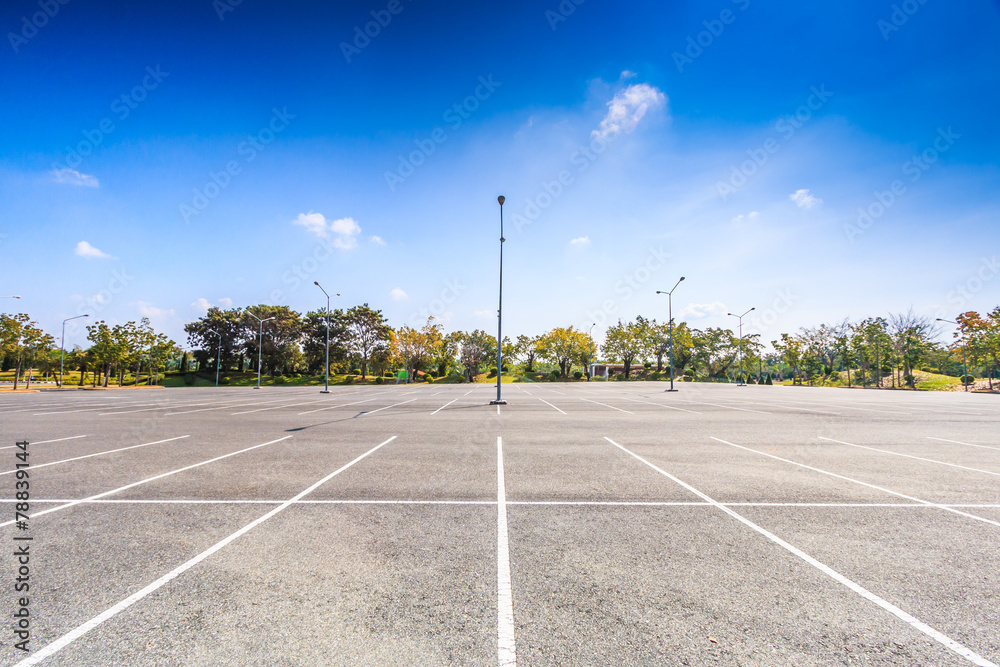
[748,401,840,415]
[361,398,418,416]
[624,398,701,414]
[14,435,396,667]
[538,399,566,414]
[0,434,88,450]
[231,398,330,415]
[165,398,289,416]
[0,436,189,476]
[686,400,771,415]
[927,437,1000,453]
[607,436,999,667]
[496,436,517,667]
[0,436,294,529]
[818,437,1000,477]
[580,398,634,414]
[709,437,1000,529]
[296,397,378,416]
[431,399,458,415]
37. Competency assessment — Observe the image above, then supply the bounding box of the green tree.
[537,326,591,378]
[458,329,496,381]
[514,334,541,373]
[345,304,391,380]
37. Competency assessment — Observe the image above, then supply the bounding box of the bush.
[644,362,652,370]
[683,369,696,378]
[765,374,773,385]
[573,371,583,380]
[375,376,384,385]
[550,370,560,380]
[903,374,915,386]
[183,373,196,386]
[344,375,353,384]
[650,371,662,380]
[488,369,497,378]
[501,365,509,372]
[220,376,231,385]
[424,374,434,383]
[959,375,975,385]
[273,376,286,385]
[350,368,361,375]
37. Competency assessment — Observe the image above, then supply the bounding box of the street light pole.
[206,329,222,387]
[491,195,507,405]
[727,307,755,386]
[247,313,275,389]
[937,318,968,392]
[314,282,339,394]
[60,314,88,388]
[587,323,596,380]
[656,277,685,392]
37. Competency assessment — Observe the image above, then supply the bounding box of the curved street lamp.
[490,195,507,405]
[937,318,968,392]
[655,276,685,392]
[60,314,89,388]
[314,282,340,394]
[246,312,275,389]
[727,307,755,386]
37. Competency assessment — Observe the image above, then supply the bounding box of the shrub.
[959,375,975,385]
[573,371,583,380]
[683,369,696,378]
[643,362,652,370]
[273,376,286,385]
[375,376,384,384]
[183,373,196,386]
[344,375,353,384]
[765,374,773,385]
[350,368,361,375]
[488,369,497,378]
[220,376,231,385]
[424,374,434,383]
[550,370,560,380]
[501,365,509,372]
[650,371,662,380]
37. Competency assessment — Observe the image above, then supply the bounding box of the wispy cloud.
[679,301,727,319]
[790,189,821,209]
[732,211,759,223]
[370,235,386,245]
[192,297,232,314]
[74,241,112,259]
[136,301,175,318]
[474,309,494,318]
[592,81,667,141]
[292,212,362,249]
[570,236,591,246]
[390,288,408,301]
[51,168,99,188]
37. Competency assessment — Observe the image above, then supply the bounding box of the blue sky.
[2,0,999,349]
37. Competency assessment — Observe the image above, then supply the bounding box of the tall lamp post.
[937,318,968,392]
[490,195,507,405]
[728,307,755,386]
[314,282,339,394]
[247,313,274,389]
[655,277,685,392]
[60,314,89,388]
[586,322,596,380]
[206,328,222,387]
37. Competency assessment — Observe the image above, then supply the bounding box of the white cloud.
[592,82,667,141]
[790,189,821,209]
[74,241,112,259]
[370,235,386,245]
[679,301,727,319]
[136,301,174,318]
[390,288,408,301]
[217,297,232,307]
[474,309,495,319]
[51,168,99,188]
[570,236,590,246]
[732,211,759,223]
[292,212,362,250]
[620,70,637,80]
[191,298,212,314]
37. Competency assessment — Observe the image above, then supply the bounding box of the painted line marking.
[165,398,289,416]
[514,384,533,396]
[0,434,88,450]
[14,436,396,667]
[927,437,1000,453]
[0,435,293,528]
[818,437,1000,477]
[580,398,634,414]
[538,398,566,414]
[0,436,189,477]
[606,436,998,667]
[747,401,841,415]
[431,399,458,415]
[496,436,517,667]
[231,399,330,415]
[361,398,418,416]
[623,398,701,414]
[296,397,378,416]
[709,437,1000,529]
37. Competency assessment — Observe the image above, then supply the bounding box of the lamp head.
[314,281,319,286]
[679,277,685,282]
[497,195,505,205]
